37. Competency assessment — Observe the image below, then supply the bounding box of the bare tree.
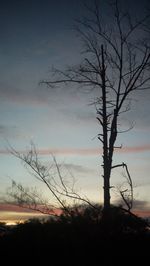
[41,0,150,211]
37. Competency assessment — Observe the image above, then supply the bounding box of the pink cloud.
[0,144,150,156]
[133,210,150,218]
[120,145,150,153]
[1,86,50,107]
[38,145,150,155]
[38,148,100,156]
[0,203,62,216]
[0,203,35,213]
[0,147,100,156]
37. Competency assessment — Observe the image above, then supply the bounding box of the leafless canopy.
[41,0,150,210]
[7,1,150,214]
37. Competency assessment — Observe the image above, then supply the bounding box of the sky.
[0,0,150,224]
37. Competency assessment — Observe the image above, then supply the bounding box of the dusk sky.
[0,0,150,224]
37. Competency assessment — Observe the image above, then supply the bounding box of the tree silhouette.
[41,0,150,211]
[2,3,150,263]
[8,142,96,217]
[7,1,150,216]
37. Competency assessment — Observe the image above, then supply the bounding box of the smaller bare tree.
[7,143,97,218]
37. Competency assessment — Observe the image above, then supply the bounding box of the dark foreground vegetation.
[0,206,150,265]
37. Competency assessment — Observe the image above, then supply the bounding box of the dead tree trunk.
[101,45,111,210]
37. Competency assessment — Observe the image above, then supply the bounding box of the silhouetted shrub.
[0,205,149,265]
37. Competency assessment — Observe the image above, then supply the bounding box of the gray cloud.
[132,199,150,211]
[0,125,17,137]
[63,163,95,175]
[59,107,96,123]
[114,198,150,211]
[0,124,30,140]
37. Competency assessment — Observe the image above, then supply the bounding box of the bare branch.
[7,143,96,216]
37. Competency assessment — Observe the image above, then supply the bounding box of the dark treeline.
[0,206,150,265]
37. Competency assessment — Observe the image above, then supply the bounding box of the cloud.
[132,199,150,210]
[0,125,16,134]
[0,147,100,156]
[0,203,61,224]
[0,210,44,224]
[59,107,96,123]
[0,81,88,112]
[61,163,95,174]
[0,83,51,106]
[114,198,150,217]
[0,124,33,141]
[0,203,35,213]
[38,148,100,156]
[0,125,20,139]
[0,144,150,156]
[121,145,150,153]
